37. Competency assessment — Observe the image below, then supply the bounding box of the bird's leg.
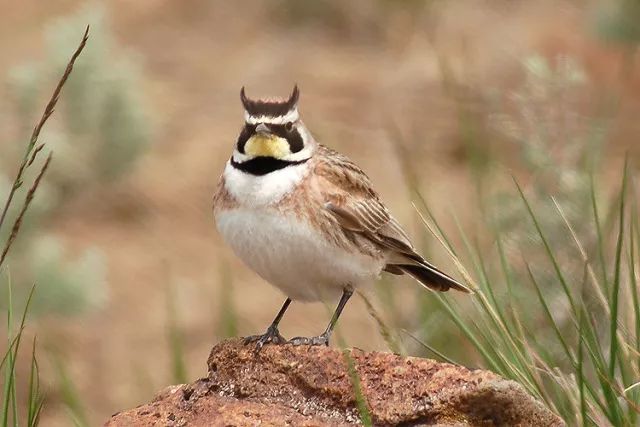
[289,288,353,346]
[244,298,291,352]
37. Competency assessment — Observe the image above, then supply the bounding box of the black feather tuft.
[240,85,299,117]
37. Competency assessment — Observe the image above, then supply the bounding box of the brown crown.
[240,85,299,117]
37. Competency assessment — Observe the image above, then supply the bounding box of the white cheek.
[283,144,314,162]
[223,161,309,206]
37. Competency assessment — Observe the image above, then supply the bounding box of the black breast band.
[230,156,309,176]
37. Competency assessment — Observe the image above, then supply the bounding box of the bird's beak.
[255,123,270,134]
[244,123,289,158]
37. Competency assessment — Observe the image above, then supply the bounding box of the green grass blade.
[524,264,575,365]
[584,310,624,424]
[165,278,187,384]
[628,216,640,425]
[578,308,587,427]
[0,335,22,373]
[342,349,372,427]
[1,278,13,427]
[494,231,516,310]
[2,283,36,427]
[217,263,238,339]
[413,196,457,256]
[590,172,608,286]
[451,219,512,345]
[630,198,640,376]
[332,324,372,426]
[608,159,628,381]
[471,239,529,366]
[374,275,403,348]
[413,202,476,288]
[514,178,578,315]
[432,294,502,372]
[402,329,459,365]
[360,292,402,354]
[27,337,42,427]
[51,351,89,427]
[551,197,609,313]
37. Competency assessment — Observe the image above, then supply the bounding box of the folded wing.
[316,146,470,293]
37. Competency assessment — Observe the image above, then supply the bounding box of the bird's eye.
[285,122,294,131]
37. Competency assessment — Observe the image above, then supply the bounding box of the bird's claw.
[244,326,286,352]
[288,334,330,346]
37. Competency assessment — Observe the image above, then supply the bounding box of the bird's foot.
[244,325,286,352]
[288,333,330,347]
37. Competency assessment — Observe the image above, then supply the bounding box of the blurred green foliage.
[1,4,152,317]
[418,162,639,425]
[594,0,640,45]
[488,55,598,285]
[29,237,107,316]
[2,285,43,427]
[6,4,151,196]
[387,54,605,360]
[271,0,432,41]
[216,263,238,340]
[367,47,640,424]
[2,20,89,427]
[396,53,640,424]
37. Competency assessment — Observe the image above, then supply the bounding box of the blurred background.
[0,0,639,425]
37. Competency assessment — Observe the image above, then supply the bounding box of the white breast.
[222,160,308,206]
[215,208,384,302]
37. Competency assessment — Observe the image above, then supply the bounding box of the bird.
[213,85,470,351]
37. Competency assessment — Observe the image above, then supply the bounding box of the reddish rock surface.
[106,339,564,426]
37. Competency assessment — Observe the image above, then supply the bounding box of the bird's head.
[233,85,316,165]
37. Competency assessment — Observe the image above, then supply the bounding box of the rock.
[106,339,564,426]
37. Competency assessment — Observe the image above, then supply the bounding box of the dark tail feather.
[395,264,471,293]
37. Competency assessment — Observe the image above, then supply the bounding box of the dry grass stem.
[0,154,52,268]
[0,25,89,231]
[0,26,89,269]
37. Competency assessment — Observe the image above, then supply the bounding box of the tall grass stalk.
[165,277,187,385]
[332,323,373,427]
[416,162,639,425]
[1,285,42,427]
[49,351,89,427]
[216,263,238,339]
[1,27,89,426]
[0,27,88,243]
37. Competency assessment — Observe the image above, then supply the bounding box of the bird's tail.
[393,263,471,293]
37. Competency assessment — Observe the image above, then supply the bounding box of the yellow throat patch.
[244,134,290,159]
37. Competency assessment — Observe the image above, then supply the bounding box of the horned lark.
[213,86,470,350]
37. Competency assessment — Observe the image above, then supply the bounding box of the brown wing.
[315,145,470,293]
